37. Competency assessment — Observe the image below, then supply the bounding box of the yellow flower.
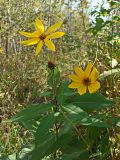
[19,18,65,55]
[68,63,101,95]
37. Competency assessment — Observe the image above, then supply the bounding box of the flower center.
[40,33,46,40]
[83,78,91,86]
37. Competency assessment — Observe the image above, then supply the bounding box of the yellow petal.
[44,39,55,51]
[19,30,42,38]
[35,40,43,56]
[34,30,44,37]
[46,21,63,35]
[74,66,84,78]
[68,74,81,82]
[35,18,44,33]
[21,38,39,46]
[47,32,65,39]
[88,81,100,93]
[19,31,36,38]
[78,85,87,95]
[68,82,80,89]
[90,67,99,82]
[84,63,93,77]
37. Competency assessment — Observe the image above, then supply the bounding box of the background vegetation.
[0,0,120,159]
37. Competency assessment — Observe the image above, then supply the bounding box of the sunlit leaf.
[62,104,111,128]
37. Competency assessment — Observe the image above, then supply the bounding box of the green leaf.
[31,133,54,160]
[86,127,103,146]
[56,80,75,105]
[22,119,38,131]
[59,122,72,136]
[91,10,97,16]
[32,113,75,160]
[32,133,72,160]
[100,133,110,155]
[47,67,60,89]
[8,153,16,160]
[10,104,54,122]
[62,104,111,128]
[107,117,120,127]
[110,1,119,7]
[18,147,33,159]
[62,132,88,155]
[40,91,52,97]
[35,113,60,145]
[60,150,89,160]
[101,8,109,16]
[66,93,114,111]
[48,133,73,154]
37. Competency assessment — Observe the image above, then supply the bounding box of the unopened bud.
[48,60,56,70]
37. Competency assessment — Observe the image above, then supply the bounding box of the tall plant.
[9,17,118,160]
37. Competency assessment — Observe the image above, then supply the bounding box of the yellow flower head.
[19,18,65,55]
[68,63,101,95]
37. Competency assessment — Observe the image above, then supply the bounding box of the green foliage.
[66,93,114,111]
[56,80,75,106]
[0,0,119,159]
[47,67,61,89]
[11,104,54,122]
[10,67,116,160]
[62,104,111,128]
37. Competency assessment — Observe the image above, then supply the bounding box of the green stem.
[51,69,59,159]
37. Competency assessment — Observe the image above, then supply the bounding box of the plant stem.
[51,69,59,159]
